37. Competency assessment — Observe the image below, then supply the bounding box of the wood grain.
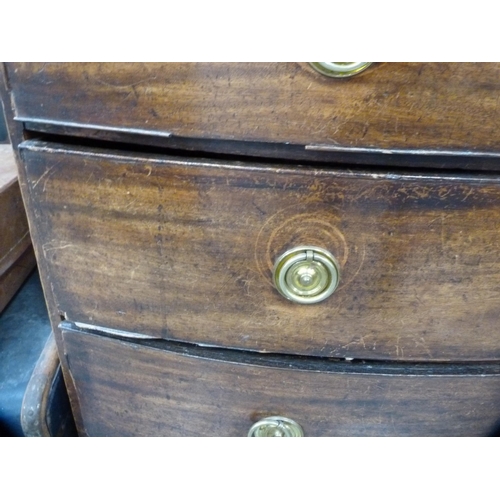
[20,141,500,361]
[61,328,500,437]
[1,70,85,435]
[6,63,500,158]
[6,64,500,438]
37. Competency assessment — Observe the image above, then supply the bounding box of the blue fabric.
[0,270,52,436]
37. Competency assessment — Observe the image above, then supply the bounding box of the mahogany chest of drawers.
[3,62,500,436]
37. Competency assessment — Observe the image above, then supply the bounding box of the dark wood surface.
[1,71,87,435]
[21,334,59,437]
[5,63,500,437]
[20,140,500,361]
[61,328,500,437]
[6,63,500,159]
[23,121,500,172]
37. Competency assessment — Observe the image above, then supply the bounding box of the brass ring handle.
[273,246,340,304]
[309,62,372,78]
[248,416,304,437]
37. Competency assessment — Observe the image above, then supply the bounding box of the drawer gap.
[60,321,500,378]
[22,123,500,175]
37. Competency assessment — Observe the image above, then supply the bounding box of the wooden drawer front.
[22,141,500,361]
[62,328,500,437]
[6,63,500,155]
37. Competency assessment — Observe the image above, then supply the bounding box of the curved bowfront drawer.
[21,141,500,361]
[62,327,500,437]
[6,62,500,157]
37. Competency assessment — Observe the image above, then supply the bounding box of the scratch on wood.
[395,335,404,358]
[129,264,141,282]
[42,241,76,254]
[92,75,158,89]
[31,165,56,191]
[37,63,49,74]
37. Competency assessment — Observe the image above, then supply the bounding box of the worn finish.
[5,63,500,437]
[21,334,59,437]
[20,141,500,361]
[0,71,86,435]
[62,328,500,437]
[6,63,500,160]
[20,331,76,437]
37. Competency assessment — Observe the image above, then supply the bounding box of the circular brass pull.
[309,62,372,78]
[248,416,304,437]
[273,246,340,304]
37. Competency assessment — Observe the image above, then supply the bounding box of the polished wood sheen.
[21,141,500,361]
[5,63,500,437]
[6,63,500,156]
[61,328,500,437]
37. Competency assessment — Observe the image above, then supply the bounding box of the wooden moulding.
[61,327,500,437]
[19,140,500,362]
[0,144,35,312]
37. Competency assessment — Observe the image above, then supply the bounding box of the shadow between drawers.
[59,321,500,377]
[21,123,500,173]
